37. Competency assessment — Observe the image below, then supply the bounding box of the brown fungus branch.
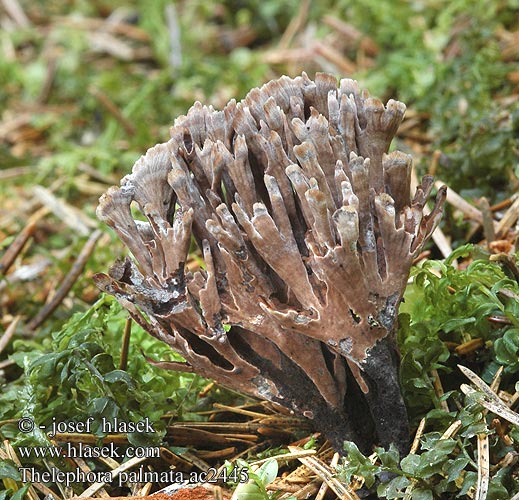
[94,73,444,455]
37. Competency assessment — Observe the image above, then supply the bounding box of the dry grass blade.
[313,41,356,73]
[458,365,502,404]
[2,439,39,500]
[0,221,37,275]
[404,418,462,499]
[32,185,94,236]
[440,419,462,440]
[489,365,504,393]
[315,452,340,500]
[475,433,489,500]
[288,446,361,500]
[211,403,271,419]
[89,85,136,136]
[431,368,449,412]
[0,165,33,180]
[278,0,311,49]
[461,384,519,427]
[459,365,519,425]
[1,0,31,27]
[455,338,484,356]
[409,418,426,454]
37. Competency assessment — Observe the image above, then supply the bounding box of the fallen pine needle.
[288,446,361,500]
[475,433,489,500]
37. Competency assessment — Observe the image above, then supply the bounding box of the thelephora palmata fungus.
[94,72,445,455]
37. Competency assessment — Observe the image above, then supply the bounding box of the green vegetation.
[340,245,519,498]
[1,0,519,498]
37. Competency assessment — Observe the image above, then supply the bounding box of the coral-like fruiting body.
[95,73,445,454]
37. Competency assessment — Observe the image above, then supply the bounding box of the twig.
[490,195,515,212]
[461,384,519,427]
[119,317,132,370]
[427,149,442,176]
[0,221,37,275]
[409,418,426,454]
[435,180,484,222]
[37,57,57,104]
[435,180,499,233]
[479,197,496,246]
[459,365,502,404]
[431,368,450,412]
[27,230,102,331]
[52,433,130,445]
[89,85,136,136]
[313,41,356,74]
[322,15,378,56]
[0,316,20,355]
[431,224,453,260]
[496,194,519,237]
[455,338,484,356]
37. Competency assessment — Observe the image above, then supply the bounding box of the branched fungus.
[94,73,445,454]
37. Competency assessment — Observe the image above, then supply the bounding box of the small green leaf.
[411,488,433,500]
[230,481,266,500]
[0,459,21,481]
[444,457,469,483]
[11,484,31,500]
[400,454,420,475]
[256,459,278,486]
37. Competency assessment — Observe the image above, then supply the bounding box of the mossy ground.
[1,1,519,499]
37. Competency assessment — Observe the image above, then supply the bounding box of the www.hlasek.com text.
[18,441,160,460]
